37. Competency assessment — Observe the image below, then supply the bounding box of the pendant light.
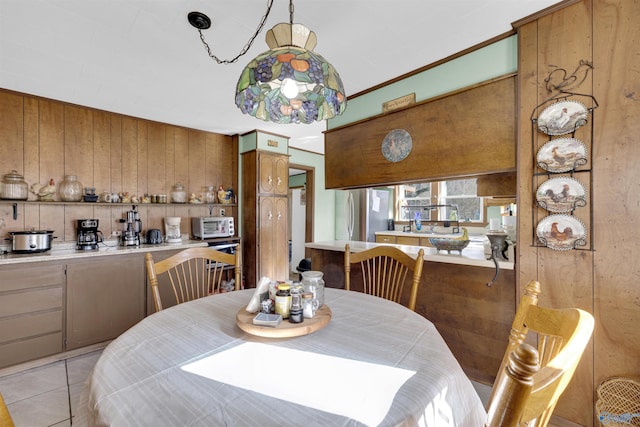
[235,2,346,124]
[188,0,346,124]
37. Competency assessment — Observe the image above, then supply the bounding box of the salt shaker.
[302,292,319,319]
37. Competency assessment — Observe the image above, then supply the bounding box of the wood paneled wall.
[515,1,640,425]
[0,89,237,241]
[324,76,516,189]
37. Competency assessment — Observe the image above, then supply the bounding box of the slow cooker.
[7,230,56,253]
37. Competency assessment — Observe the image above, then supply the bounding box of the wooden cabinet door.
[273,196,289,279]
[66,255,145,350]
[258,196,289,281]
[259,197,276,280]
[273,155,288,195]
[259,152,288,195]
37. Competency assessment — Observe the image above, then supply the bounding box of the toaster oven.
[192,216,235,239]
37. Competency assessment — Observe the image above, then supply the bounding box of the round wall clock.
[381,129,412,163]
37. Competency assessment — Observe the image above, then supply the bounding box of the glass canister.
[58,175,83,202]
[170,182,187,203]
[203,186,216,204]
[1,170,28,200]
[301,271,325,307]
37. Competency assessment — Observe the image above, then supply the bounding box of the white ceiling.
[0,0,560,154]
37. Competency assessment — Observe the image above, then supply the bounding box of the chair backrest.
[344,244,424,311]
[485,280,595,427]
[0,393,15,427]
[145,245,242,312]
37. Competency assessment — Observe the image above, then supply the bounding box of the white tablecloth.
[85,289,486,427]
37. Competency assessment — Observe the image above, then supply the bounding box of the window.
[396,178,483,223]
[397,183,433,221]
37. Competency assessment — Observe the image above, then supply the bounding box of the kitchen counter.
[306,239,513,270]
[0,239,208,265]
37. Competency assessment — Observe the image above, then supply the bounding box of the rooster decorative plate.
[381,129,412,163]
[537,138,588,173]
[536,214,586,251]
[537,100,589,136]
[536,177,587,213]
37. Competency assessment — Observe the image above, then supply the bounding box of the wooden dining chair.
[0,393,15,427]
[484,280,594,427]
[344,244,424,311]
[145,245,242,312]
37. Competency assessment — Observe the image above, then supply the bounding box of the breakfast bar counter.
[306,239,516,385]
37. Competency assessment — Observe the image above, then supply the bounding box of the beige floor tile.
[6,386,70,427]
[66,350,102,386]
[0,361,67,404]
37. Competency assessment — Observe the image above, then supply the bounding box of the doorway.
[288,164,314,277]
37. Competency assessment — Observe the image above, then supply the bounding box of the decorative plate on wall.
[537,138,588,173]
[536,177,587,213]
[536,214,587,251]
[381,129,412,163]
[537,100,589,136]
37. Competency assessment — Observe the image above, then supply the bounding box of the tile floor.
[0,349,102,427]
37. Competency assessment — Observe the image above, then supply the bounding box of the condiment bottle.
[289,289,303,323]
[274,284,291,319]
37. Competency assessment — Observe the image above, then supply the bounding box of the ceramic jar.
[58,175,83,202]
[1,170,28,200]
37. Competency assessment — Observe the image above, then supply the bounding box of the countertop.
[0,239,208,265]
[306,239,514,270]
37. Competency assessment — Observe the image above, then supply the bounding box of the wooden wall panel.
[93,110,111,192]
[0,89,236,241]
[64,105,93,181]
[0,92,23,168]
[109,115,123,194]
[136,122,149,198]
[592,0,640,398]
[121,116,137,195]
[325,76,517,189]
[513,0,640,425]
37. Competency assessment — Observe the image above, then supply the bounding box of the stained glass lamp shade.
[235,23,346,124]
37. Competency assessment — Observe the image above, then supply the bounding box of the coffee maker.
[120,205,142,246]
[77,219,103,250]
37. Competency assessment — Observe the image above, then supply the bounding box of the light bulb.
[281,78,299,99]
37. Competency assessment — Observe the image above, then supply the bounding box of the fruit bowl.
[428,238,470,254]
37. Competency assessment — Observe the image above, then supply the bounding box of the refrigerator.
[335,188,392,242]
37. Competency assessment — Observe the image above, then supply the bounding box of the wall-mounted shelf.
[0,200,236,220]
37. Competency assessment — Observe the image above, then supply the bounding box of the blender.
[164,217,182,243]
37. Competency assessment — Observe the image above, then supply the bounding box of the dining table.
[83,288,487,427]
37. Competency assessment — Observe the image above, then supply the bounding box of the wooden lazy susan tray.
[236,305,332,338]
